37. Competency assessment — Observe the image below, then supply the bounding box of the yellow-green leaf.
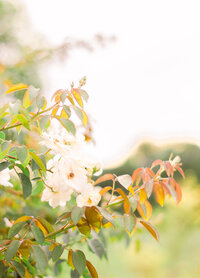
[71,90,83,108]
[16,114,30,130]
[29,151,46,172]
[123,213,137,236]
[5,83,28,94]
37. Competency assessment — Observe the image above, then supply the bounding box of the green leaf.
[79,89,89,102]
[0,261,5,278]
[82,267,92,278]
[29,151,46,172]
[87,237,105,259]
[97,207,115,226]
[0,118,7,129]
[73,106,83,121]
[123,214,137,235]
[0,141,11,159]
[58,118,76,135]
[8,222,26,238]
[31,223,45,245]
[6,240,20,261]
[60,92,66,103]
[22,258,36,275]
[32,181,44,195]
[36,217,54,234]
[39,116,50,130]
[36,95,46,109]
[19,106,31,121]
[16,114,30,130]
[32,245,48,273]
[0,161,10,171]
[144,180,154,198]
[72,250,86,275]
[71,206,84,225]
[16,146,29,167]
[11,261,25,277]
[63,105,71,117]
[52,245,65,262]
[0,131,5,140]
[71,269,80,278]
[16,164,30,177]
[19,173,32,199]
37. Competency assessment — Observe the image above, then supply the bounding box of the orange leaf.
[116,188,130,214]
[164,161,174,177]
[68,249,75,269]
[25,269,32,278]
[14,216,32,224]
[99,186,113,196]
[137,200,152,221]
[151,160,162,169]
[146,168,155,178]
[5,83,28,94]
[52,89,64,102]
[86,260,98,278]
[34,219,48,236]
[139,188,147,203]
[140,219,160,242]
[94,174,114,185]
[132,168,143,185]
[153,182,165,207]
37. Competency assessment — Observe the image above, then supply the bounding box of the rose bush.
[0,78,184,277]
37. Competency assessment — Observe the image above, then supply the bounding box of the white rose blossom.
[0,168,13,187]
[40,128,102,208]
[41,187,72,208]
[76,184,101,208]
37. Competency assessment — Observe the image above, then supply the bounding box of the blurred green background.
[1,1,200,277]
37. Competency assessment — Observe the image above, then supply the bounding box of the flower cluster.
[40,129,102,208]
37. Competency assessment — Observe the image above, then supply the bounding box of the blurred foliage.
[96,141,200,278]
[0,0,199,276]
[0,0,115,93]
[0,0,46,88]
[108,141,200,183]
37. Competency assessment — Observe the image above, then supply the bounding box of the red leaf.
[151,160,162,169]
[132,168,143,183]
[175,166,185,178]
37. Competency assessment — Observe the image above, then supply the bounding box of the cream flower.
[170,155,181,166]
[42,155,89,208]
[76,185,101,208]
[41,187,72,208]
[40,129,85,160]
[0,168,13,187]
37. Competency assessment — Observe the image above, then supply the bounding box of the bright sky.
[22,0,200,166]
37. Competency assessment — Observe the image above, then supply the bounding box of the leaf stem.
[45,224,75,239]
